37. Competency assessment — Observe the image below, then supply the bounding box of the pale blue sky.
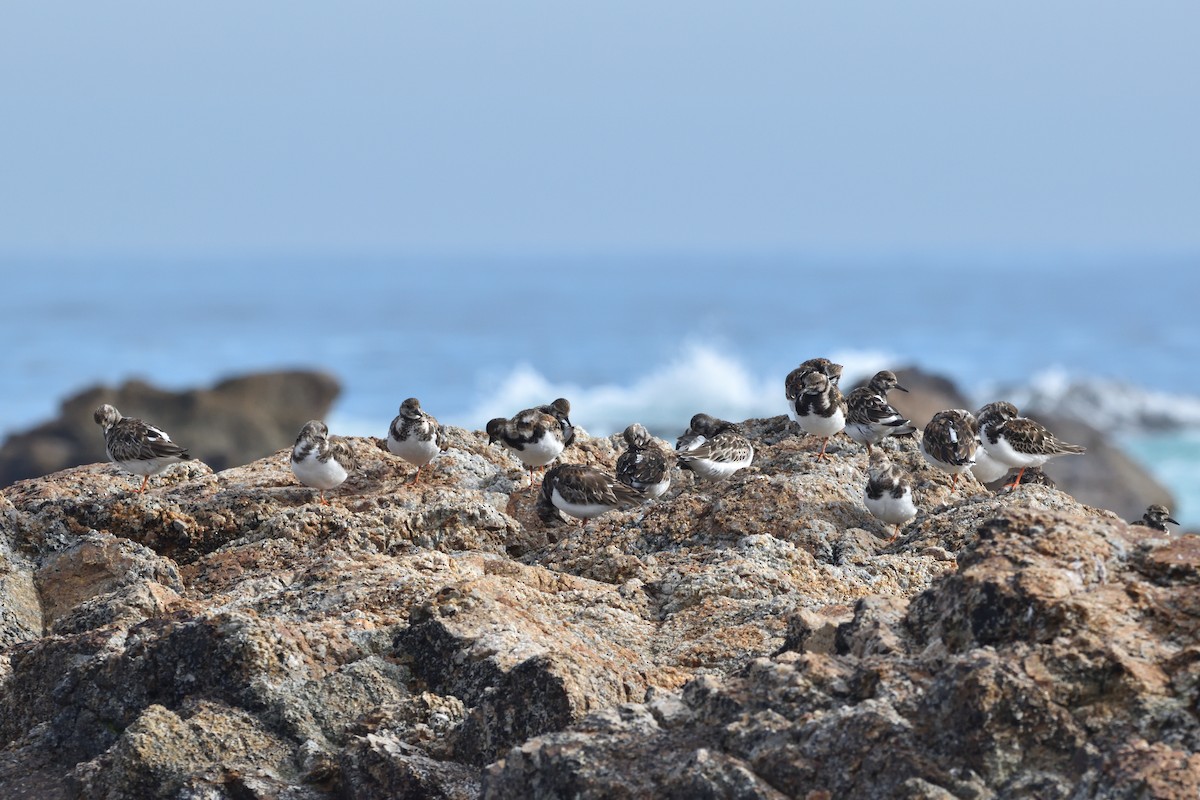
[1,2,1197,256]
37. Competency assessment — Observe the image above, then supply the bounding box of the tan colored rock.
[1,412,1198,797]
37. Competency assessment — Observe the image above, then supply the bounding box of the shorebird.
[976,403,1085,489]
[920,409,978,491]
[790,370,847,461]
[537,463,645,524]
[486,403,569,489]
[93,404,192,493]
[616,423,672,499]
[1131,504,1180,532]
[864,449,918,542]
[387,397,445,484]
[291,420,358,505]
[675,413,754,482]
[844,370,917,454]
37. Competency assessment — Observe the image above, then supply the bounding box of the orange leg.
[138,475,150,493]
[1004,467,1027,491]
[319,491,330,506]
[950,473,959,491]
[815,438,831,461]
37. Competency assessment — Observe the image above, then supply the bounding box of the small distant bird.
[920,409,978,491]
[1131,504,1180,532]
[616,423,672,499]
[486,403,569,488]
[536,398,575,448]
[844,370,917,454]
[93,404,193,493]
[864,449,918,542]
[675,413,754,482]
[387,397,445,484]
[291,420,358,505]
[976,403,1085,489]
[537,463,645,523]
[790,370,847,461]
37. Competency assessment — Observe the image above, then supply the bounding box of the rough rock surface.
[0,371,341,487]
[1,413,1198,798]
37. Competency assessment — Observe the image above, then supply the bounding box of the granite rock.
[0,413,1197,798]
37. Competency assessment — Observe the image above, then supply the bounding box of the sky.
[1,2,1198,257]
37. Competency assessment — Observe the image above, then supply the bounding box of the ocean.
[5,253,1199,524]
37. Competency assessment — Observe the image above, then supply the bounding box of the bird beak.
[1168,517,1181,526]
[896,385,909,393]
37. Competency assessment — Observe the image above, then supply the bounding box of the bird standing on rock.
[975,402,1085,490]
[538,463,645,523]
[864,449,918,542]
[291,420,358,506]
[845,370,916,454]
[791,370,847,461]
[387,397,444,484]
[486,402,570,489]
[675,413,754,482]
[920,409,978,491]
[616,423,672,499]
[93,404,193,493]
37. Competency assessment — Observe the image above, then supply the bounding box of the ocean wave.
[446,343,898,438]
[994,367,1200,433]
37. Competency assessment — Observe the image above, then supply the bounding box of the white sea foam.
[993,367,1200,433]
[448,343,898,438]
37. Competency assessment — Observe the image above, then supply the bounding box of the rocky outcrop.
[0,371,341,487]
[1,413,1197,798]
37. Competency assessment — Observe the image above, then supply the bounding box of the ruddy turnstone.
[971,401,1017,484]
[791,370,847,461]
[785,358,844,416]
[387,397,445,484]
[536,398,575,448]
[291,420,358,505]
[93,404,193,493]
[486,404,568,488]
[863,449,918,542]
[975,404,1085,489]
[919,409,978,491]
[1131,504,1180,532]
[537,463,645,523]
[616,423,672,499]
[675,413,754,482]
[844,370,916,454]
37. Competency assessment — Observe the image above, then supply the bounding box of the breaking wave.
[994,367,1200,434]
[448,342,898,438]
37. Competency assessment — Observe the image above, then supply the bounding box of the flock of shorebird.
[91,356,1180,539]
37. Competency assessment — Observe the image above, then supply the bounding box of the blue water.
[4,253,1199,522]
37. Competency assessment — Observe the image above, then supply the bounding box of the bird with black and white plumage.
[863,449,918,542]
[785,358,844,416]
[486,402,569,489]
[919,409,978,491]
[536,397,575,448]
[616,423,672,499]
[790,370,847,461]
[537,463,646,524]
[1131,504,1180,532]
[387,397,445,484]
[844,370,917,455]
[970,401,1017,485]
[975,401,1085,490]
[675,413,754,482]
[93,404,193,493]
[291,420,359,506]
